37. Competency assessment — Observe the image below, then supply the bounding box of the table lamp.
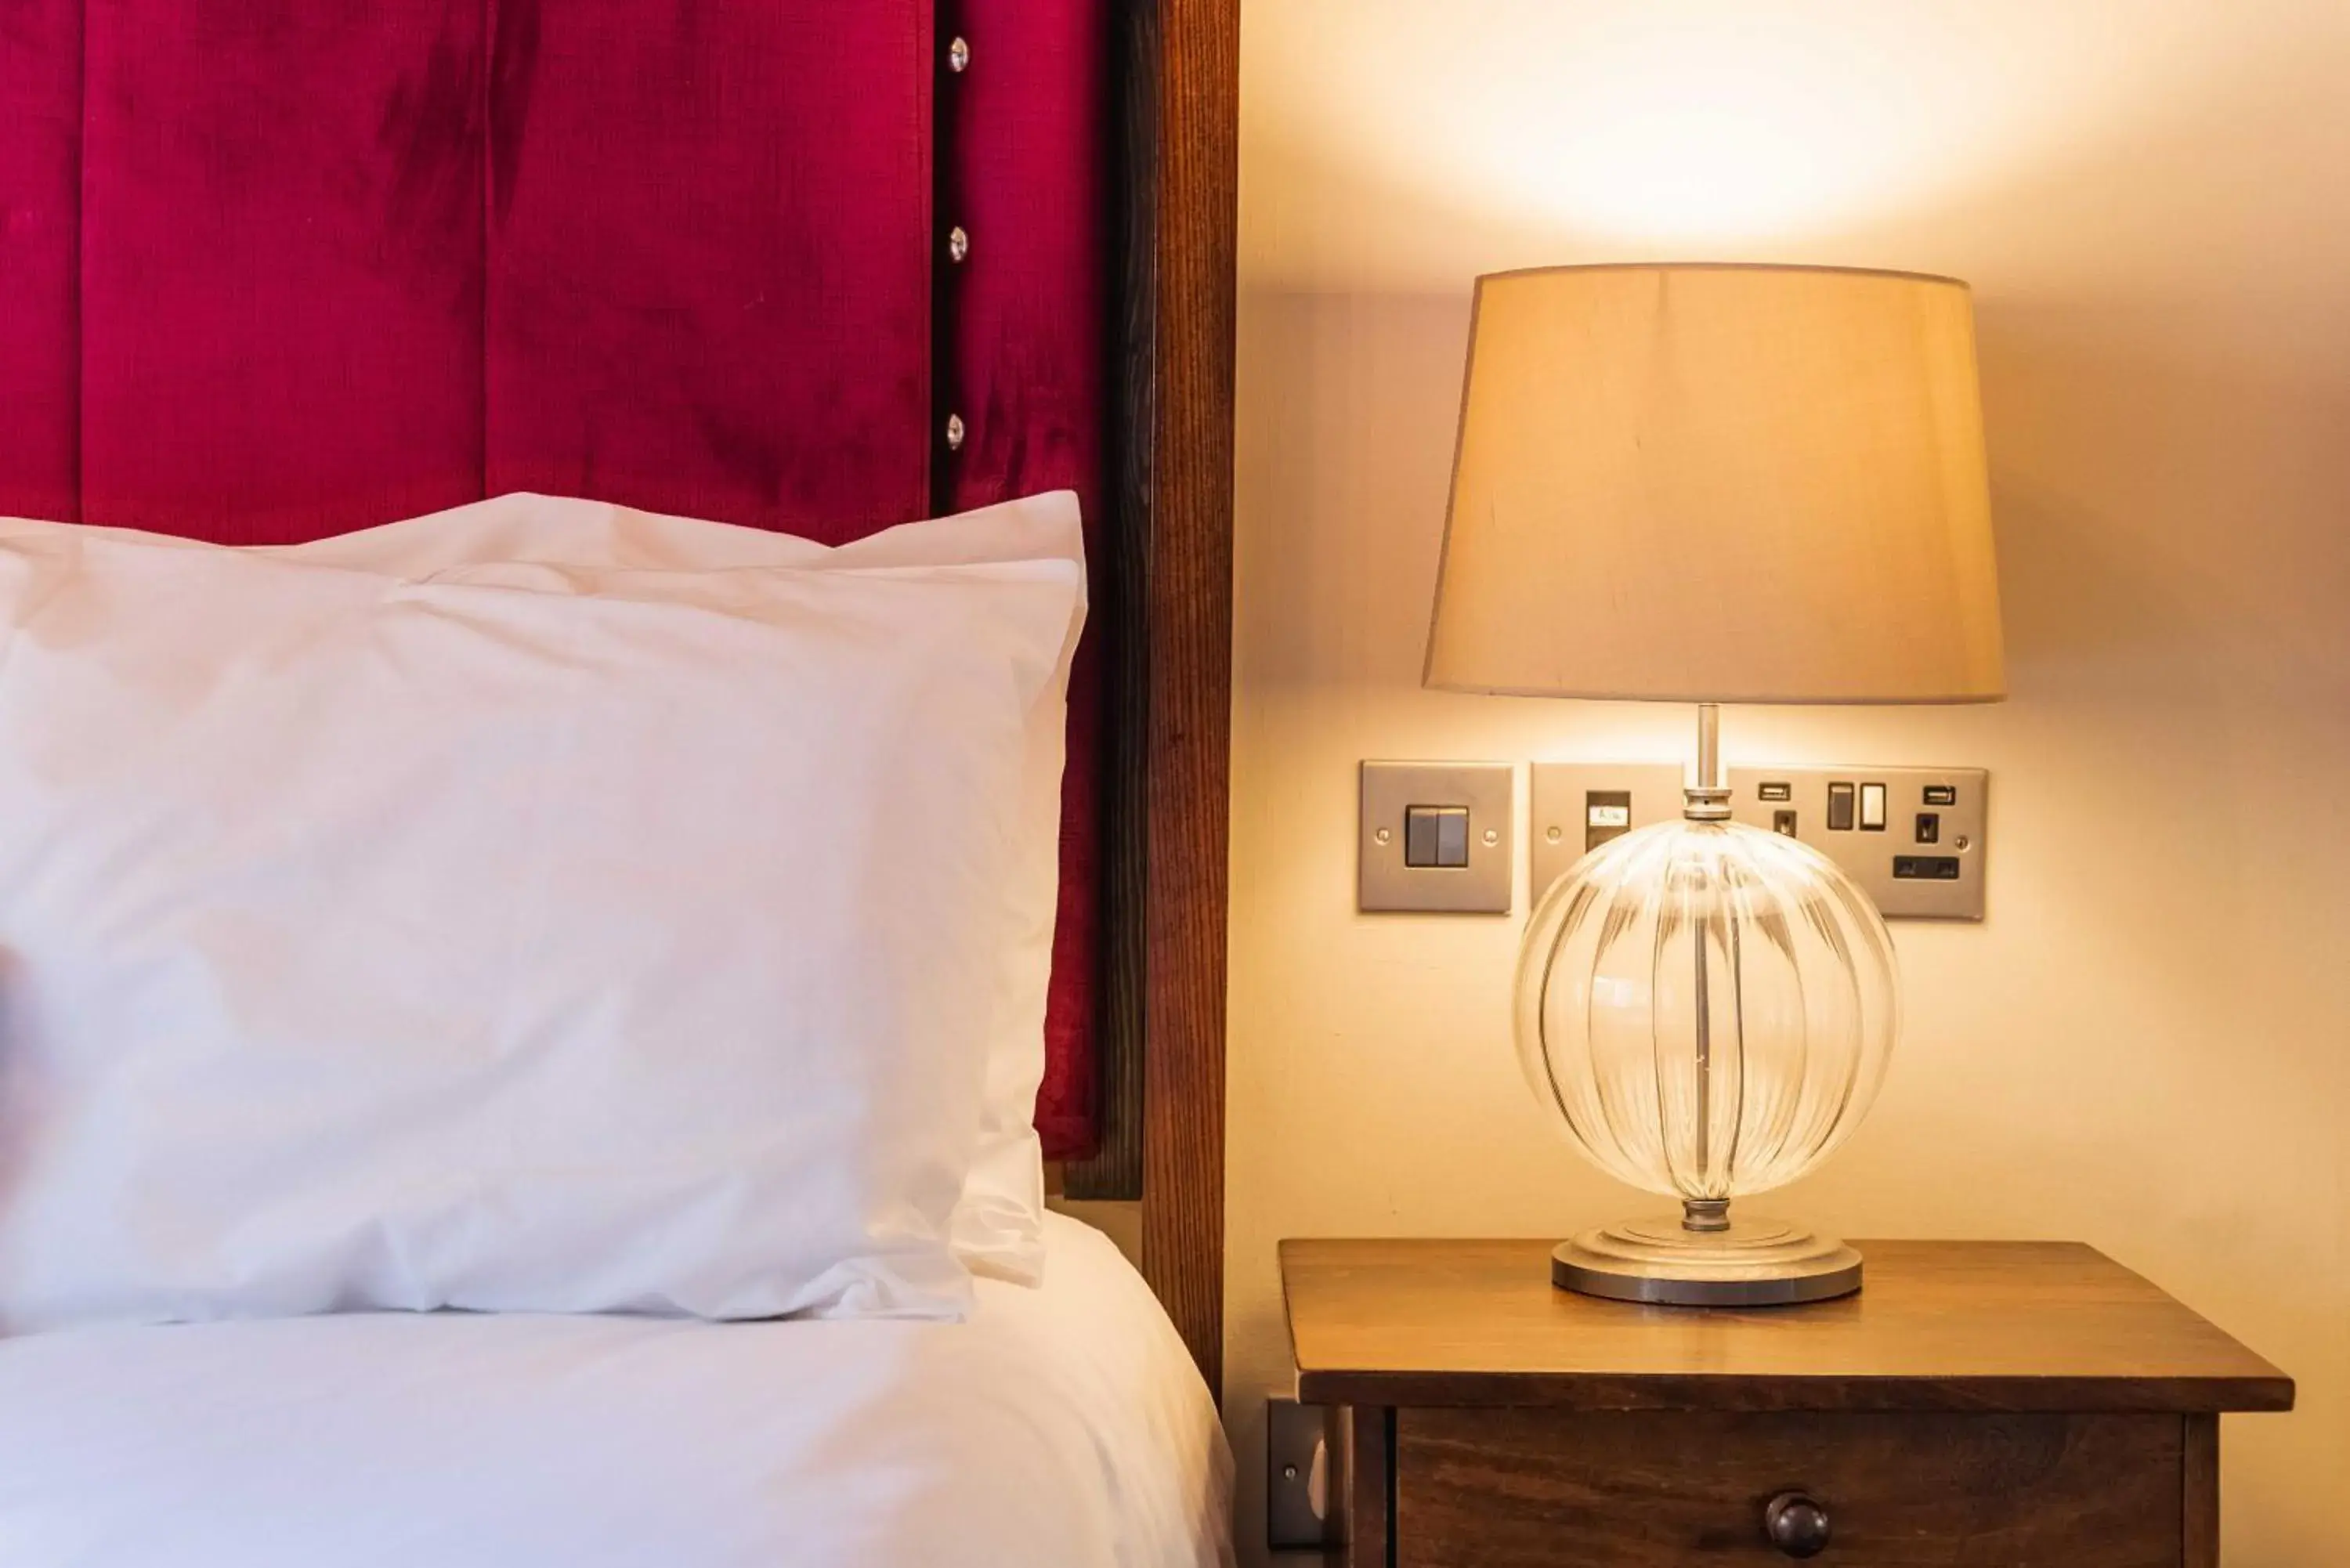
[1426,262,2005,1305]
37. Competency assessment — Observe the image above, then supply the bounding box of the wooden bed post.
[1109,0,1239,1397]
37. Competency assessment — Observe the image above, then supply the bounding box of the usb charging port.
[1923,785,1958,807]
[1894,855,1961,880]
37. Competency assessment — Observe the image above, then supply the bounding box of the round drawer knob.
[1764,1492,1831,1558]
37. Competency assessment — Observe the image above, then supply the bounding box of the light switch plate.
[1529,761,1685,904]
[1729,764,1990,920]
[1358,761,1513,913]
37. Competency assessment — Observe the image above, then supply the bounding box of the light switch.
[1404,805,1470,869]
[1826,781,1857,831]
[1359,761,1513,913]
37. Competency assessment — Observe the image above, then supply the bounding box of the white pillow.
[269,492,1083,1286]
[0,517,1081,1330]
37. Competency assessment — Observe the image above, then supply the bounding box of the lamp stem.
[1687,702,1726,1219]
[1693,894,1713,1199]
[1684,703,1730,822]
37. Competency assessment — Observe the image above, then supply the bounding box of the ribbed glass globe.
[1515,819,1899,1204]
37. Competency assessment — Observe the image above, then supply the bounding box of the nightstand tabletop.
[1282,1237,2293,1413]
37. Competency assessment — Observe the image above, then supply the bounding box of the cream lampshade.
[1427,263,2005,1305]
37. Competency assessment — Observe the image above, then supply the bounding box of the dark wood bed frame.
[1067,0,1238,1398]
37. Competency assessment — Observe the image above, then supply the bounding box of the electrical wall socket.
[1528,761,1686,903]
[1728,765,1990,920]
[1265,1399,1335,1551]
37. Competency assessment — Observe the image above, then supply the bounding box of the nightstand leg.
[2184,1414,2219,1568]
[1339,1406,1390,1568]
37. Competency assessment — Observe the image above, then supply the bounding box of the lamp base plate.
[1553,1214,1862,1306]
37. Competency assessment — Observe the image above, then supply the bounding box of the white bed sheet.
[0,1212,1232,1568]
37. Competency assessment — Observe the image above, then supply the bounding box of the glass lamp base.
[1552,1212,1862,1306]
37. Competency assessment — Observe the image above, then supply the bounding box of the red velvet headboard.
[0,0,1108,1157]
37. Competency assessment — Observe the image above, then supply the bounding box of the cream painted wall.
[1226,3,2350,1563]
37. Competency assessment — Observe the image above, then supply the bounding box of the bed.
[0,0,1237,1562]
[0,1214,1225,1567]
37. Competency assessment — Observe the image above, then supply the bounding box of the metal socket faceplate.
[1265,1399,1335,1550]
[1728,764,1990,919]
[1358,761,1513,913]
[1528,761,1686,905]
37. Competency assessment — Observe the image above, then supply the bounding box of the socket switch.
[1729,764,1990,920]
[1529,761,1684,904]
[1358,761,1513,913]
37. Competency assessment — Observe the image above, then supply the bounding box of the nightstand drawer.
[1394,1409,2187,1566]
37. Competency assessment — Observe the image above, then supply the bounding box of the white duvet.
[0,1213,1232,1568]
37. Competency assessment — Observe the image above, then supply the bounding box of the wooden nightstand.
[1282,1238,2291,1566]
